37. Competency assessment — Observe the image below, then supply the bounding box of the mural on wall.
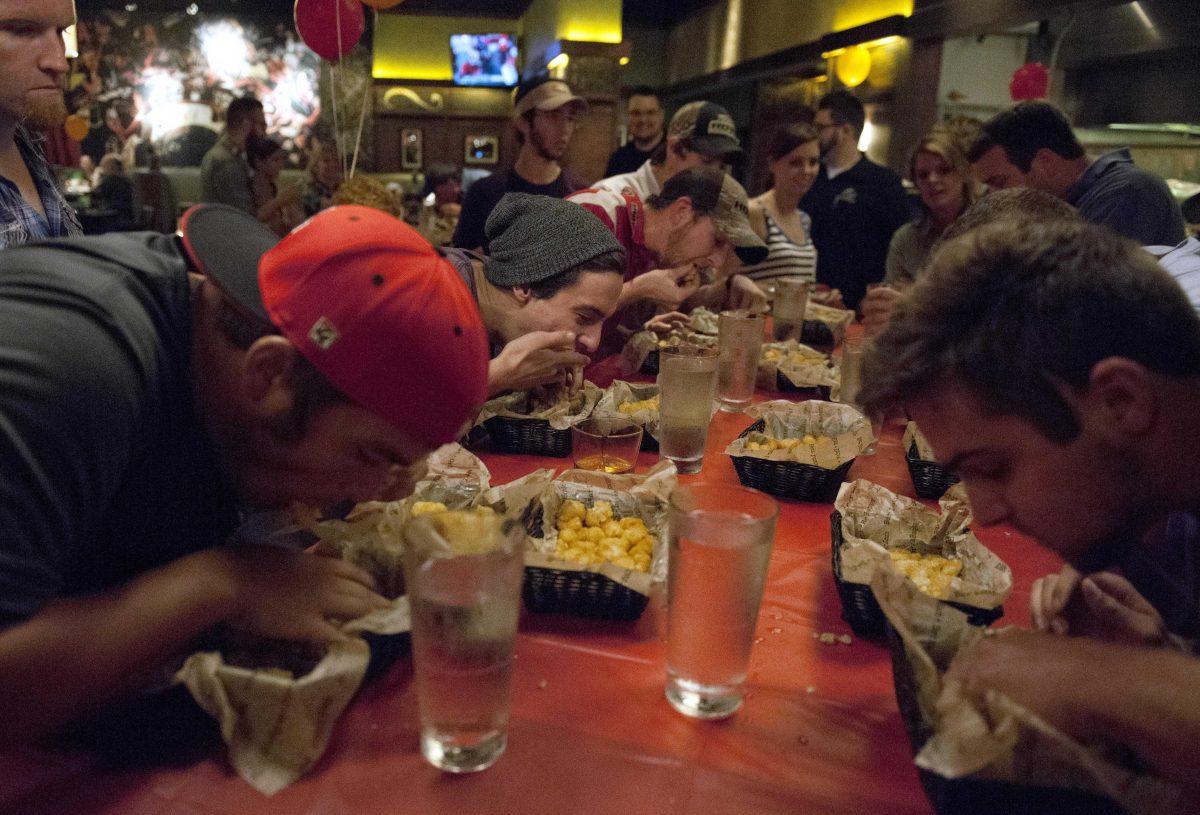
[71,11,322,168]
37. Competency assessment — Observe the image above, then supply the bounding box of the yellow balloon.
[64,113,89,142]
[835,45,872,88]
[361,0,403,8]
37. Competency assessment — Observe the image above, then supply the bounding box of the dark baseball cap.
[668,101,742,158]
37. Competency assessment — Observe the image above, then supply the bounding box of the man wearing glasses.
[452,77,587,252]
[591,101,742,203]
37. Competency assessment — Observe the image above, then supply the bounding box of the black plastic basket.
[730,420,853,503]
[801,319,836,351]
[640,349,660,375]
[885,623,1128,815]
[522,565,649,621]
[906,442,961,500]
[641,430,659,452]
[831,511,1003,638]
[482,415,572,458]
[775,373,833,399]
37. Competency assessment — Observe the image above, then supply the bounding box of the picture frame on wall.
[401,128,422,169]
[464,134,499,165]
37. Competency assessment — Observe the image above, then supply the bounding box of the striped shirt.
[0,127,82,249]
[739,211,816,283]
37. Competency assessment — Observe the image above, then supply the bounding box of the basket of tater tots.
[831,479,1011,638]
[624,326,718,375]
[871,568,1181,815]
[904,421,961,500]
[472,380,602,458]
[726,400,875,502]
[800,301,855,351]
[594,379,661,451]
[522,461,676,620]
[757,339,840,397]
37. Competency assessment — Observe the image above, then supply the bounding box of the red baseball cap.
[181,203,488,447]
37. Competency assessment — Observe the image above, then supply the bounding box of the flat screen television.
[451,33,519,87]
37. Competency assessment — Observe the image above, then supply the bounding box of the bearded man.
[451,76,587,252]
[0,0,83,247]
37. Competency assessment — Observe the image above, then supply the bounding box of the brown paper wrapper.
[593,380,660,442]
[473,380,602,431]
[726,399,874,468]
[174,636,370,796]
[871,570,1183,814]
[621,328,718,373]
[757,340,839,390]
[835,479,1010,609]
[526,460,678,591]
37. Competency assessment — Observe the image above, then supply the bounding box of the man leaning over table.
[569,165,769,365]
[0,203,489,741]
[0,0,82,247]
[440,192,626,396]
[859,219,1200,797]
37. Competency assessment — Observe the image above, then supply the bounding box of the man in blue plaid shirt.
[0,0,83,249]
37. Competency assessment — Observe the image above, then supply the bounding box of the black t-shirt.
[799,155,913,311]
[0,233,239,625]
[451,168,583,252]
[604,140,658,178]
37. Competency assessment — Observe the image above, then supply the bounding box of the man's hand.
[1033,565,1168,646]
[723,274,768,312]
[644,311,690,334]
[947,628,1103,736]
[219,546,390,641]
[625,264,703,309]
[488,331,589,395]
[861,285,902,336]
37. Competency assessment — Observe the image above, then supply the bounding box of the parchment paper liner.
[757,339,840,391]
[903,421,938,461]
[689,306,720,335]
[725,400,874,469]
[593,380,660,442]
[805,301,855,344]
[473,380,603,430]
[620,328,717,372]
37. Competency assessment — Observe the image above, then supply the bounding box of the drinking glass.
[403,511,524,773]
[716,310,765,413]
[665,484,778,719]
[571,417,643,474]
[838,336,876,454]
[657,346,718,475]
[771,278,810,341]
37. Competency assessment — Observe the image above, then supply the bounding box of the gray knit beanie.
[483,192,625,287]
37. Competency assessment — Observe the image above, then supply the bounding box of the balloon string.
[349,9,374,179]
[328,61,342,180]
[334,0,347,177]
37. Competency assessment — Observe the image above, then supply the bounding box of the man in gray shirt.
[200,96,266,215]
[969,101,1184,247]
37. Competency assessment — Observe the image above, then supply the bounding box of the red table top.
[0,387,1063,815]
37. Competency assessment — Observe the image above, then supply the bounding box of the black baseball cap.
[668,101,742,158]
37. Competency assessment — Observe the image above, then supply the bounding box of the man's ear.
[666,196,695,228]
[1078,357,1158,443]
[240,336,299,419]
[510,286,533,305]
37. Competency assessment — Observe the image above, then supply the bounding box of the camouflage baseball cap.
[658,166,767,265]
[667,101,742,158]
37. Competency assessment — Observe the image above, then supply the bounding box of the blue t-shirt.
[0,233,239,625]
[1066,148,1185,248]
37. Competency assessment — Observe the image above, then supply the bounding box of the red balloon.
[294,0,364,62]
[1009,62,1049,101]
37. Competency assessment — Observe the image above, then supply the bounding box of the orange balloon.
[64,113,89,142]
[361,0,404,8]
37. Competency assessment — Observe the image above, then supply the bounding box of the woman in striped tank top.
[742,123,820,287]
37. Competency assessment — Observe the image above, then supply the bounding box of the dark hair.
[937,187,1079,246]
[859,220,1200,442]
[645,166,722,215]
[967,101,1085,172]
[817,90,865,136]
[422,164,461,197]
[246,135,283,168]
[225,95,263,132]
[765,123,820,162]
[650,135,698,167]
[628,85,659,101]
[212,294,350,441]
[526,250,626,299]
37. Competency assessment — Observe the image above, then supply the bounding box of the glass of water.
[657,346,718,474]
[665,484,778,719]
[771,278,810,342]
[716,310,765,413]
[403,511,524,773]
[838,336,877,453]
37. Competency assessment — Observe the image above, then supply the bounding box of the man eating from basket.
[859,218,1200,798]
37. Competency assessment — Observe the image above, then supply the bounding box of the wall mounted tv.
[451,33,519,87]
